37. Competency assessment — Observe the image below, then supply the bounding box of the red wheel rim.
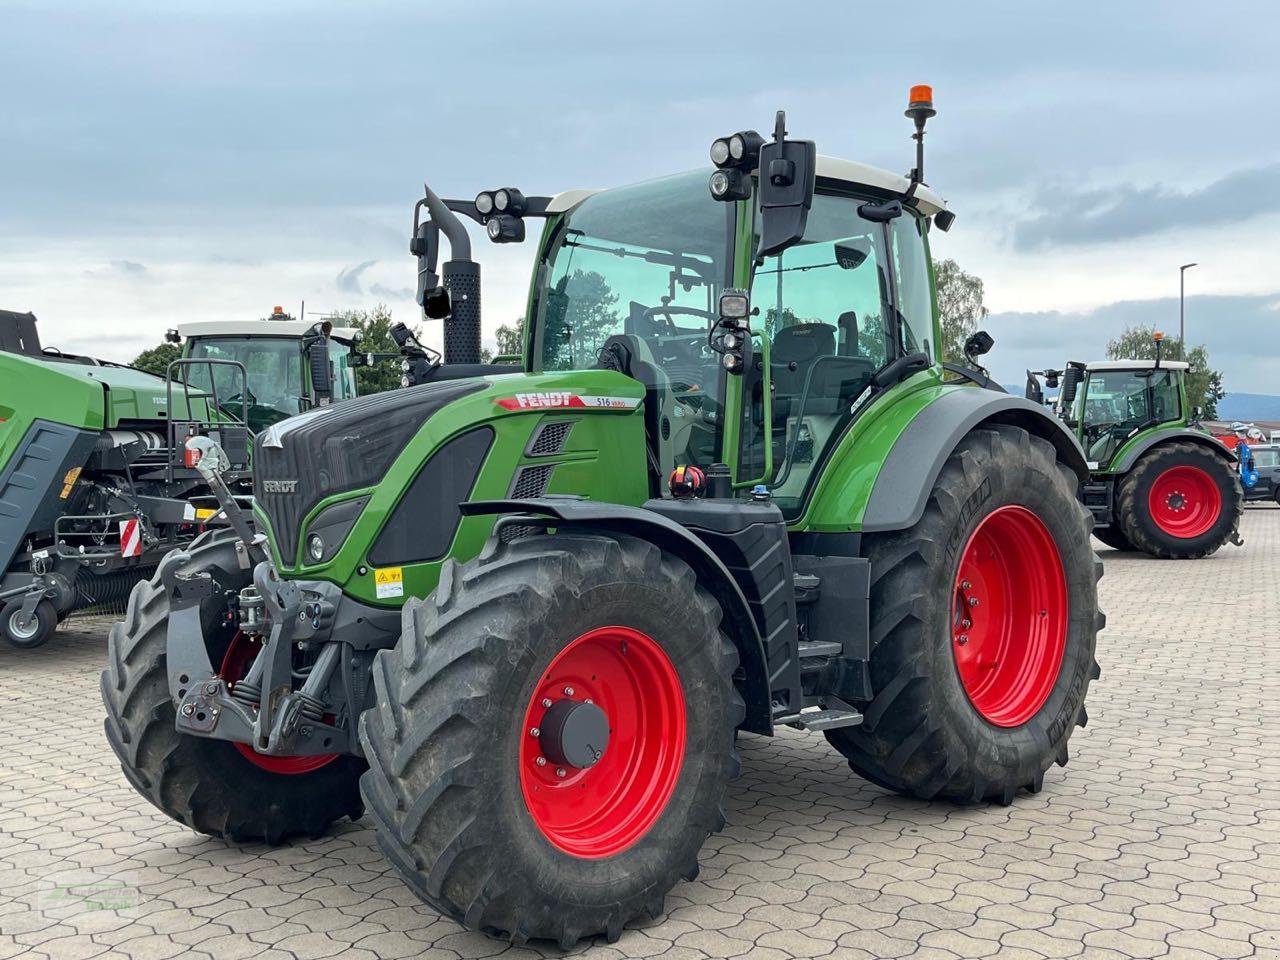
[219,633,339,775]
[952,505,1068,728]
[1148,465,1222,538]
[518,626,685,859]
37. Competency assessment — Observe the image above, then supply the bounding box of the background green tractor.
[104,90,1103,945]
[1027,336,1242,559]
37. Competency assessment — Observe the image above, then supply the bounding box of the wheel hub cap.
[952,505,1068,728]
[519,625,685,859]
[1149,465,1221,538]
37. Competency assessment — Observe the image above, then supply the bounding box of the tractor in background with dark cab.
[104,88,1103,946]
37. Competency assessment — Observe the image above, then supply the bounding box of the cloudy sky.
[3,1,1278,394]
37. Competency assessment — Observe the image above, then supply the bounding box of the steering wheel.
[639,304,714,335]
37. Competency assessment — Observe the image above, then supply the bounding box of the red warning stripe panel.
[495,393,642,411]
[119,519,142,558]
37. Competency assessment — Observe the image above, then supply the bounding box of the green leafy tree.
[130,342,180,376]
[1105,324,1225,419]
[495,320,524,357]
[544,270,620,368]
[934,258,989,362]
[330,304,419,395]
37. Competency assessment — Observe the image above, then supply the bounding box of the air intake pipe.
[422,186,481,365]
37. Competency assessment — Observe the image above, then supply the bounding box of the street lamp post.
[1179,262,1197,350]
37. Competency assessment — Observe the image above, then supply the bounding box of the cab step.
[797,640,842,658]
[776,706,864,732]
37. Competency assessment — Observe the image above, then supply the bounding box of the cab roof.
[546,156,949,217]
[1087,359,1190,372]
[176,320,360,343]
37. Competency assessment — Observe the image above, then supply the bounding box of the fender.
[461,496,775,734]
[1110,427,1237,474]
[863,388,1089,534]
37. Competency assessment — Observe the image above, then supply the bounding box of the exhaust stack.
[420,186,482,365]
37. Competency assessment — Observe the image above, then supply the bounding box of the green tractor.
[103,90,1103,945]
[1026,337,1242,559]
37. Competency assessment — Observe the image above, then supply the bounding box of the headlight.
[475,191,494,215]
[729,134,745,160]
[710,138,731,167]
[307,533,325,563]
[494,189,510,212]
[708,168,749,201]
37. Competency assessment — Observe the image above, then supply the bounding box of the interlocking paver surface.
[2,508,1278,959]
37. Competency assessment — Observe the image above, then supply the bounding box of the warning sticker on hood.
[374,566,404,599]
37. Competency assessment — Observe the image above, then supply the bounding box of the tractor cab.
[171,314,361,432]
[1068,359,1189,468]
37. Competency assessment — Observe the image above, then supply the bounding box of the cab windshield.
[534,171,734,469]
[187,337,306,432]
[1077,367,1181,463]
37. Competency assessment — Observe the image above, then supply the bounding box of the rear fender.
[863,390,1089,534]
[460,497,775,734]
[1110,427,1237,475]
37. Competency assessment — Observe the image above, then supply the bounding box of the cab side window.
[746,192,892,514]
[889,214,934,356]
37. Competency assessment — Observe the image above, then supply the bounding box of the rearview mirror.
[755,111,816,261]
[422,286,451,320]
[308,341,333,402]
[963,330,994,359]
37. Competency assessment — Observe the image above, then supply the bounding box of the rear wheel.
[2,599,57,649]
[101,538,364,843]
[826,424,1102,803]
[1116,442,1242,558]
[359,533,743,946]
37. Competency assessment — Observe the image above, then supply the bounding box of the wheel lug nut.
[584,698,592,704]
[181,702,195,716]
[961,580,971,590]
[556,768,566,778]
[969,597,979,607]
[962,619,972,629]
[563,686,574,697]
[541,698,552,708]
[957,635,969,646]
[535,756,547,767]
[529,727,540,738]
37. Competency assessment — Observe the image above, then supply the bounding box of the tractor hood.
[253,379,487,564]
[0,350,211,430]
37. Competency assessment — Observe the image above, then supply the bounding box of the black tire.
[826,424,1102,804]
[359,532,743,947]
[1092,524,1136,552]
[2,599,57,649]
[1116,442,1243,559]
[101,539,365,843]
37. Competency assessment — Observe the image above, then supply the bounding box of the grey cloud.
[369,283,414,301]
[335,260,378,295]
[111,260,147,275]
[1013,165,1280,249]
[985,292,1280,396]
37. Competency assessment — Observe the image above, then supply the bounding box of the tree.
[330,304,419,395]
[131,342,180,376]
[934,258,989,363]
[1105,325,1226,419]
[495,320,524,357]
[543,270,620,368]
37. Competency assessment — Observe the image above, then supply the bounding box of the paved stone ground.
[2,508,1278,960]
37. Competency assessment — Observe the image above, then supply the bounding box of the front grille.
[510,464,553,499]
[254,380,483,564]
[527,420,573,457]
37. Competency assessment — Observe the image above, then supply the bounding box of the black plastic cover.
[368,426,494,566]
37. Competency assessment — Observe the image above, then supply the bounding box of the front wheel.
[827,424,1102,803]
[1116,442,1243,559]
[2,599,57,649]
[101,542,365,843]
[359,533,743,946]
